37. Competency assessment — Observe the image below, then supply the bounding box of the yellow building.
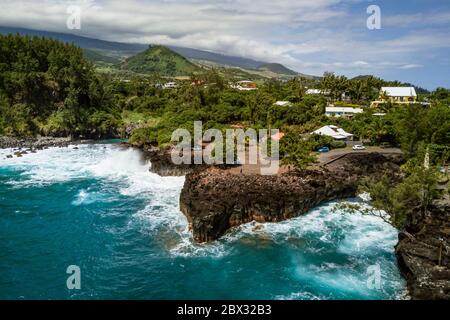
[371,86,417,107]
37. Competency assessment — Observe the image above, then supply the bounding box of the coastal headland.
[178,152,404,242]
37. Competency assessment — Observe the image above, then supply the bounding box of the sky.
[0,0,449,89]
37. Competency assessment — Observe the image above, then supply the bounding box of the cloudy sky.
[0,0,449,89]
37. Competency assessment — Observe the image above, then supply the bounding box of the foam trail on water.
[1,143,406,299]
[1,144,399,260]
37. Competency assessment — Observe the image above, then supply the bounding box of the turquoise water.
[0,143,406,299]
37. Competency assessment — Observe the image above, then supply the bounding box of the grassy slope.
[121,45,202,76]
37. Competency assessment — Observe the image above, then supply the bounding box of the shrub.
[129,127,158,147]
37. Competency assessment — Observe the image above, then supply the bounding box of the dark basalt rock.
[396,202,450,300]
[0,136,73,149]
[179,153,404,243]
[121,142,195,176]
[144,148,205,176]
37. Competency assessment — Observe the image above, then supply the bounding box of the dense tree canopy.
[0,34,117,137]
[1,34,449,168]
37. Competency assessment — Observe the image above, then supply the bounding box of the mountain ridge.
[257,63,298,76]
[0,26,313,78]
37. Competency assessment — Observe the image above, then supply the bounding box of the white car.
[352,145,366,151]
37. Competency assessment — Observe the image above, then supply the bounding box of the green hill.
[121,45,202,76]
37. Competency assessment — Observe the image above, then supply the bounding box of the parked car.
[352,145,366,151]
[318,146,330,153]
[439,166,450,174]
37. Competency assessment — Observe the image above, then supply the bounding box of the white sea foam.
[220,202,397,253]
[0,144,399,263]
[1,143,405,298]
[276,291,322,300]
[0,144,184,190]
[166,201,399,260]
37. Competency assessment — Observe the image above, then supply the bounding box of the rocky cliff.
[144,148,202,176]
[396,201,450,299]
[180,153,403,242]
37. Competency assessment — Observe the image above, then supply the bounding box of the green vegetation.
[0,34,119,138]
[333,108,450,229]
[280,128,317,169]
[1,35,449,169]
[1,34,449,229]
[121,45,201,76]
[83,48,121,64]
[356,164,441,229]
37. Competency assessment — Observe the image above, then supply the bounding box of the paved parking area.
[317,147,402,165]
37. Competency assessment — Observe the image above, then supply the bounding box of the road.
[225,146,402,175]
[317,147,402,166]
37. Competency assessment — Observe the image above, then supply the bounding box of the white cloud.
[383,11,450,28]
[0,0,447,78]
[399,64,423,69]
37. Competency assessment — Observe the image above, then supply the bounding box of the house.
[305,88,331,95]
[163,82,178,89]
[371,87,417,107]
[306,89,323,95]
[271,132,285,141]
[325,106,363,119]
[232,80,257,91]
[380,87,417,103]
[191,79,206,86]
[274,101,292,107]
[312,125,353,141]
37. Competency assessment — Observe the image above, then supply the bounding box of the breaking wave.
[0,142,406,299]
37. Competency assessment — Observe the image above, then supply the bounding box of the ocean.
[0,142,406,299]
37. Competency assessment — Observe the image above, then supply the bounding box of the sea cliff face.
[396,202,450,300]
[144,148,204,176]
[179,153,404,243]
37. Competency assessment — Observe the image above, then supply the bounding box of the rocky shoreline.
[125,143,226,176]
[4,138,447,300]
[175,150,450,300]
[179,153,404,242]
[0,136,98,158]
[396,201,450,299]
[0,136,73,150]
[143,147,207,176]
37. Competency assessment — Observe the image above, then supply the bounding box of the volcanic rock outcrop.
[180,153,404,242]
[396,201,450,300]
